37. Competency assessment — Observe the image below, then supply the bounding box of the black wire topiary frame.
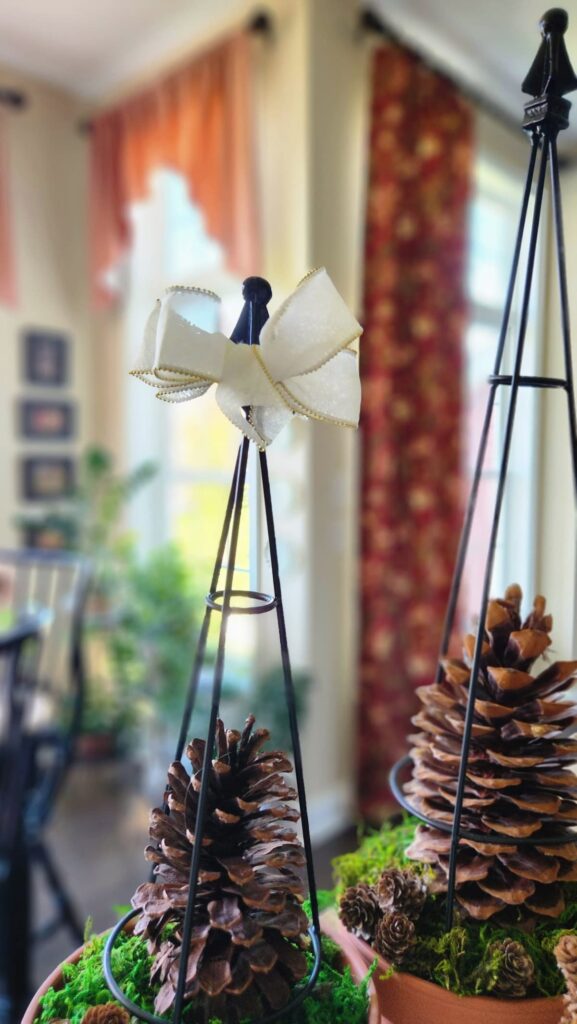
[104,279,322,1022]
[390,8,577,931]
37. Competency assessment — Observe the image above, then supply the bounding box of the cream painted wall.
[252,0,370,829]
[0,64,89,547]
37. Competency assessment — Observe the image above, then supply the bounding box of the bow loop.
[131,268,362,447]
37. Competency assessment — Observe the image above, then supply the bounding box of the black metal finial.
[242,275,273,303]
[523,8,577,97]
[230,276,272,346]
[522,8,577,130]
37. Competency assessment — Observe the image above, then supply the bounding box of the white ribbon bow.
[131,267,362,448]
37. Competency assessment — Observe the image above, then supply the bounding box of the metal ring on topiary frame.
[389,7,577,931]
[103,909,323,1024]
[103,277,323,1024]
[390,755,577,848]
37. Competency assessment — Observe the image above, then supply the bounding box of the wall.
[253,0,371,836]
[0,64,89,547]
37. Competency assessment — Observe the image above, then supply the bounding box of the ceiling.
[0,0,252,100]
[0,0,577,144]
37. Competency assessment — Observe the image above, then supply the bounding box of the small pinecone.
[81,1005,130,1024]
[557,934,577,991]
[374,911,415,964]
[556,934,577,1022]
[487,939,535,998]
[376,868,427,921]
[339,883,381,941]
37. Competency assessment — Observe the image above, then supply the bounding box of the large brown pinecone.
[405,585,577,920]
[131,716,309,1020]
[338,884,381,940]
[486,939,535,998]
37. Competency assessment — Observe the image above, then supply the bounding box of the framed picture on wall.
[21,517,77,551]
[19,400,75,441]
[21,456,75,501]
[22,329,69,386]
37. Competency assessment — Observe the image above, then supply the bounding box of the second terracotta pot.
[321,910,565,1024]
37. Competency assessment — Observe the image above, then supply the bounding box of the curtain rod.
[359,8,525,137]
[78,8,272,135]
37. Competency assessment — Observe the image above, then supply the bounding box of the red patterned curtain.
[358,44,474,821]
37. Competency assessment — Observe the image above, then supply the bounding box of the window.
[123,168,257,670]
[463,152,544,619]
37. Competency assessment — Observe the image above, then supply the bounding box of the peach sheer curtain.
[0,111,17,306]
[89,34,259,307]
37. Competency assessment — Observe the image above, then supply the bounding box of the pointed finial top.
[242,276,273,304]
[230,277,272,346]
[522,7,577,100]
[541,8,568,34]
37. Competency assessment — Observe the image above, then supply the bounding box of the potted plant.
[23,715,378,1024]
[335,585,577,1024]
[17,446,159,757]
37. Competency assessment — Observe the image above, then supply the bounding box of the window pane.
[169,399,239,475]
[170,479,251,579]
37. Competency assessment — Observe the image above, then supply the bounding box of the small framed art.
[19,400,75,441]
[21,456,75,501]
[22,518,76,550]
[23,329,69,386]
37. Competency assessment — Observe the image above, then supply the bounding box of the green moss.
[332,814,421,895]
[36,932,372,1024]
[331,815,577,1000]
[38,931,154,1024]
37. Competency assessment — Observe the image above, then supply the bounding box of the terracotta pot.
[321,911,565,1024]
[23,915,380,1024]
[21,936,85,1024]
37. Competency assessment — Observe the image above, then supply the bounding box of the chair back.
[0,550,91,827]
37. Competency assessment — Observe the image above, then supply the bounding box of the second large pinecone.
[405,585,577,920]
[132,715,309,1021]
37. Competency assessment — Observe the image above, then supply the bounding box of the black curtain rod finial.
[0,87,27,111]
[247,10,273,36]
[359,8,386,36]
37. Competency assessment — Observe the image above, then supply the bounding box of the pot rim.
[322,910,565,1009]
[22,914,380,1024]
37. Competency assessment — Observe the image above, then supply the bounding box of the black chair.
[0,549,91,1018]
[0,617,45,1023]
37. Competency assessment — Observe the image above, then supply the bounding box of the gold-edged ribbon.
[131,267,362,448]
